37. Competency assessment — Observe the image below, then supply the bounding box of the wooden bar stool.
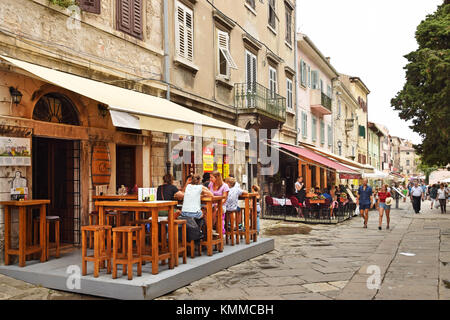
[112,226,142,280]
[225,210,240,246]
[81,225,111,278]
[33,216,61,260]
[88,211,99,249]
[161,219,187,266]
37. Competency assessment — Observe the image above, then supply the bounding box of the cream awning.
[1,55,249,142]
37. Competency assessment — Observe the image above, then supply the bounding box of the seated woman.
[178,174,214,219]
[224,177,248,230]
[157,173,180,201]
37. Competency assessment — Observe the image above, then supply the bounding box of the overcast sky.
[297,0,442,144]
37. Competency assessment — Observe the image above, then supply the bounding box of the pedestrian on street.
[294,176,306,204]
[402,185,408,203]
[392,183,400,209]
[429,184,438,209]
[410,181,424,214]
[377,185,392,230]
[357,179,373,228]
[437,183,448,214]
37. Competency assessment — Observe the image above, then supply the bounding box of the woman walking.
[437,183,448,214]
[377,185,392,230]
[429,184,438,210]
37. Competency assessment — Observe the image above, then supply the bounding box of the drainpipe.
[164,0,171,176]
[294,3,298,145]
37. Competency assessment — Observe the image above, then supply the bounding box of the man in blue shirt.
[357,179,373,229]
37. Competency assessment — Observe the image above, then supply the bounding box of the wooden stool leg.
[230,212,235,246]
[82,230,87,276]
[137,229,142,277]
[89,215,93,249]
[46,220,50,261]
[127,231,133,280]
[122,232,127,277]
[182,224,187,264]
[112,231,117,279]
[94,231,100,278]
[174,224,179,267]
[55,220,60,258]
[161,223,167,265]
[106,228,111,274]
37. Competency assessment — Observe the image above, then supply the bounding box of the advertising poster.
[0,137,31,166]
[203,147,214,172]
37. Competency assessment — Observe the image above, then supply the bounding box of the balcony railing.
[321,92,332,111]
[234,82,286,122]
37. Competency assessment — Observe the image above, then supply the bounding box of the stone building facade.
[0,0,297,261]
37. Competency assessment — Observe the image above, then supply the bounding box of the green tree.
[391,1,450,167]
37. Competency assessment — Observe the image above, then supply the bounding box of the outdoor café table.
[239,193,259,244]
[200,196,225,256]
[1,200,50,267]
[94,200,177,274]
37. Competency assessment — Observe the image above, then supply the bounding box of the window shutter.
[320,120,325,144]
[117,0,142,39]
[185,8,194,61]
[328,125,332,146]
[218,30,237,70]
[131,0,142,39]
[117,0,132,35]
[175,2,193,61]
[78,0,100,14]
[175,4,185,58]
[307,65,311,88]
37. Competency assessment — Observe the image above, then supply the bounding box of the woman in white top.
[437,183,448,214]
[179,174,214,219]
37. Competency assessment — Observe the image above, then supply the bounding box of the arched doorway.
[32,93,81,245]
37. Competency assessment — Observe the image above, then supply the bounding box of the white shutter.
[185,7,194,61]
[286,79,293,110]
[175,2,193,62]
[218,30,237,70]
[175,3,185,58]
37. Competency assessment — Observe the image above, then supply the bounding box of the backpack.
[178,216,204,242]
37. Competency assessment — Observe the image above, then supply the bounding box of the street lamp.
[9,87,23,105]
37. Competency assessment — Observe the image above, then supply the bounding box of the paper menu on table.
[138,188,157,201]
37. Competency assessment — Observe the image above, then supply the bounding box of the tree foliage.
[391,1,450,166]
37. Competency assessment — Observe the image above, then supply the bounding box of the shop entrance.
[32,137,81,244]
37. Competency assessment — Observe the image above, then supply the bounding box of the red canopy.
[275,142,361,176]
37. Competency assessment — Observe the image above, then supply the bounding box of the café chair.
[33,216,61,260]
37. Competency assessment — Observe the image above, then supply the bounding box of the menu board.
[0,137,31,166]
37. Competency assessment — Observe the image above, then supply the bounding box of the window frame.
[269,66,278,97]
[285,5,292,45]
[302,111,308,138]
[268,0,276,30]
[312,116,317,142]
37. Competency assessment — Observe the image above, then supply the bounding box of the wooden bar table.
[200,196,225,256]
[239,193,259,244]
[1,200,50,267]
[95,200,177,274]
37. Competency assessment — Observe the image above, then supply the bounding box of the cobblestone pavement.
[1,199,449,300]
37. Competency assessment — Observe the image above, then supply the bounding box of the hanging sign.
[339,173,361,180]
[203,147,214,172]
[0,137,31,166]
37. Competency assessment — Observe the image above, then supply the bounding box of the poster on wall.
[0,137,31,166]
[203,147,214,172]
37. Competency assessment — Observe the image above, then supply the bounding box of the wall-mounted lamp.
[337,140,342,148]
[9,87,23,105]
[97,103,108,117]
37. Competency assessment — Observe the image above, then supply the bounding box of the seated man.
[322,188,332,201]
[314,187,322,196]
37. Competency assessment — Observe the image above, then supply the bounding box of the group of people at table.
[293,176,350,218]
[156,171,261,233]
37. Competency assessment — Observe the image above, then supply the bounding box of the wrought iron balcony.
[234,82,286,122]
[310,89,332,115]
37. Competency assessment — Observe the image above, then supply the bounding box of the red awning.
[275,142,361,176]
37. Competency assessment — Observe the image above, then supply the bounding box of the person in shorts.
[377,185,392,230]
[357,179,373,228]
